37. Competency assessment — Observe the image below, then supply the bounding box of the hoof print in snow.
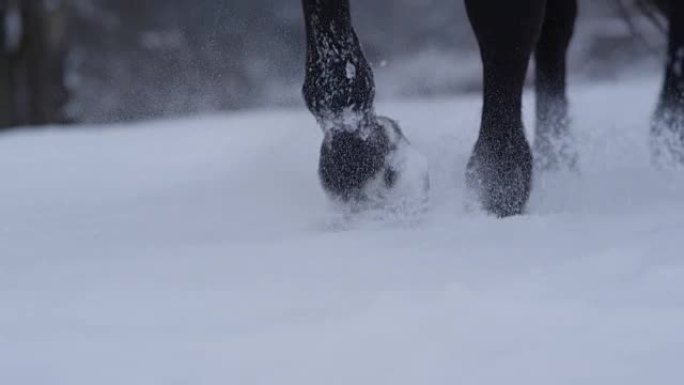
[466,134,533,218]
[319,116,429,210]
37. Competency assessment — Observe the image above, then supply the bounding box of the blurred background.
[0,0,666,129]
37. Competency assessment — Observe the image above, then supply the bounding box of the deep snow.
[1,77,684,385]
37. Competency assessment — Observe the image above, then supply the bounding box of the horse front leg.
[301,0,428,207]
[465,0,545,217]
[534,0,578,171]
[652,0,684,166]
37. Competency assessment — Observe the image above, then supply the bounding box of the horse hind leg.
[652,0,684,166]
[301,0,428,206]
[465,0,545,217]
[533,0,578,171]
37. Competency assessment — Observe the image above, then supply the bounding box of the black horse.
[301,0,683,217]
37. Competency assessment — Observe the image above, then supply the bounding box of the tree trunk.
[1,0,16,127]
[1,0,70,129]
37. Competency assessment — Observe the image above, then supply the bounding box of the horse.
[301,0,682,218]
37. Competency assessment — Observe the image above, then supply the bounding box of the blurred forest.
[0,0,666,127]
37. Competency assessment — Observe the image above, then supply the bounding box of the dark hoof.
[652,112,684,166]
[319,128,390,201]
[319,117,429,208]
[466,133,533,217]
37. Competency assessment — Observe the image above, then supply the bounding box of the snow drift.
[1,77,683,385]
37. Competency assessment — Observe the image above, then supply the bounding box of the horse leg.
[534,0,577,171]
[652,0,684,165]
[465,0,546,217]
[301,0,428,205]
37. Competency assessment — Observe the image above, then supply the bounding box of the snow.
[346,61,357,80]
[2,77,684,385]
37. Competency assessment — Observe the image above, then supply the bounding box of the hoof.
[319,116,429,210]
[533,133,578,172]
[651,112,684,167]
[466,133,533,218]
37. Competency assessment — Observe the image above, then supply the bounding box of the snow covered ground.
[2,77,684,385]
